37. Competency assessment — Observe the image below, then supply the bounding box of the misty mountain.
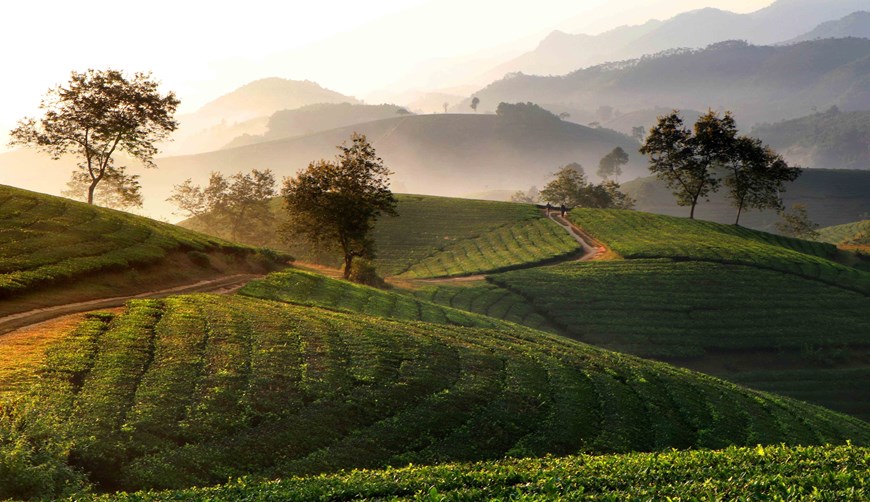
[469,38,870,127]
[151,112,641,217]
[752,106,870,170]
[224,103,411,149]
[168,78,359,155]
[483,0,870,79]
[784,11,870,43]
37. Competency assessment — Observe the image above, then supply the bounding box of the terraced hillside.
[90,444,870,501]
[0,185,285,316]
[820,219,870,250]
[447,209,869,420]
[2,292,867,498]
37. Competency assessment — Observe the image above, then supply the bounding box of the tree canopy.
[640,110,799,222]
[540,163,634,210]
[282,133,398,279]
[597,146,629,182]
[168,169,277,245]
[9,69,179,206]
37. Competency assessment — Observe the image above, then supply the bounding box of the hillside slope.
[0,185,283,317]
[2,291,866,497]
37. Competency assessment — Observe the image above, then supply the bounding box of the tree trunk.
[343,253,353,279]
[87,178,99,205]
[735,202,744,226]
[689,202,696,219]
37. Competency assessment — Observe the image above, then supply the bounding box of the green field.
[566,208,870,294]
[397,217,580,278]
[820,219,870,248]
[86,444,869,501]
[239,268,512,329]
[0,184,281,304]
[2,292,867,499]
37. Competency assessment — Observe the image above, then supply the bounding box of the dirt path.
[547,212,608,261]
[0,274,261,336]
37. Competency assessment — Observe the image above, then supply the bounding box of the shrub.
[348,259,388,288]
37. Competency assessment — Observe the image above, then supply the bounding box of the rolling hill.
[1,289,866,498]
[0,184,284,318]
[470,38,870,127]
[480,0,870,83]
[167,78,361,155]
[154,114,642,217]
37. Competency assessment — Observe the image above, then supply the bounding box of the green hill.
[1,290,867,498]
[622,169,870,231]
[0,184,283,317]
[820,219,870,247]
[87,444,869,501]
[454,209,870,420]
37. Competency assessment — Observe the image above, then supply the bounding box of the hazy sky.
[0,0,774,147]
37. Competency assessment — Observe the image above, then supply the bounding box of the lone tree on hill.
[470,97,480,112]
[597,146,629,182]
[9,69,179,206]
[776,204,820,240]
[282,133,398,279]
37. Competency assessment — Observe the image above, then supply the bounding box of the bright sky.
[0,0,773,146]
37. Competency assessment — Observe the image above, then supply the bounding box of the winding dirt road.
[0,274,261,336]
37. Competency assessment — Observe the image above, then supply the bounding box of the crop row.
[89,443,870,501]
[399,217,580,279]
[490,259,870,356]
[238,268,511,330]
[568,208,870,294]
[0,186,262,298]
[2,291,866,497]
[412,281,554,331]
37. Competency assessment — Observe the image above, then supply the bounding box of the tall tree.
[640,111,727,219]
[776,204,820,240]
[724,136,801,225]
[597,146,629,182]
[9,69,179,205]
[282,133,397,279]
[540,163,633,210]
[168,169,276,244]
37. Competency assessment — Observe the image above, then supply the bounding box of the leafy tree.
[282,133,397,279]
[540,164,633,209]
[9,69,179,205]
[776,204,820,239]
[597,147,629,182]
[61,160,142,210]
[640,110,728,219]
[168,169,277,245]
[559,112,571,120]
[470,97,480,112]
[723,136,801,225]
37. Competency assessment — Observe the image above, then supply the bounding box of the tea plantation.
[0,184,280,304]
[88,444,869,501]
[2,293,867,499]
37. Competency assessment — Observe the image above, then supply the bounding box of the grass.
[2,291,867,498]
[819,220,870,246]
[397,217,580,279]
[567,208,870,294]
[0,184,285,304]
[85,444,869,501]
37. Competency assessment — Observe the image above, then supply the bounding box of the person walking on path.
[560,204,566,217]
[546,202,551,216]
